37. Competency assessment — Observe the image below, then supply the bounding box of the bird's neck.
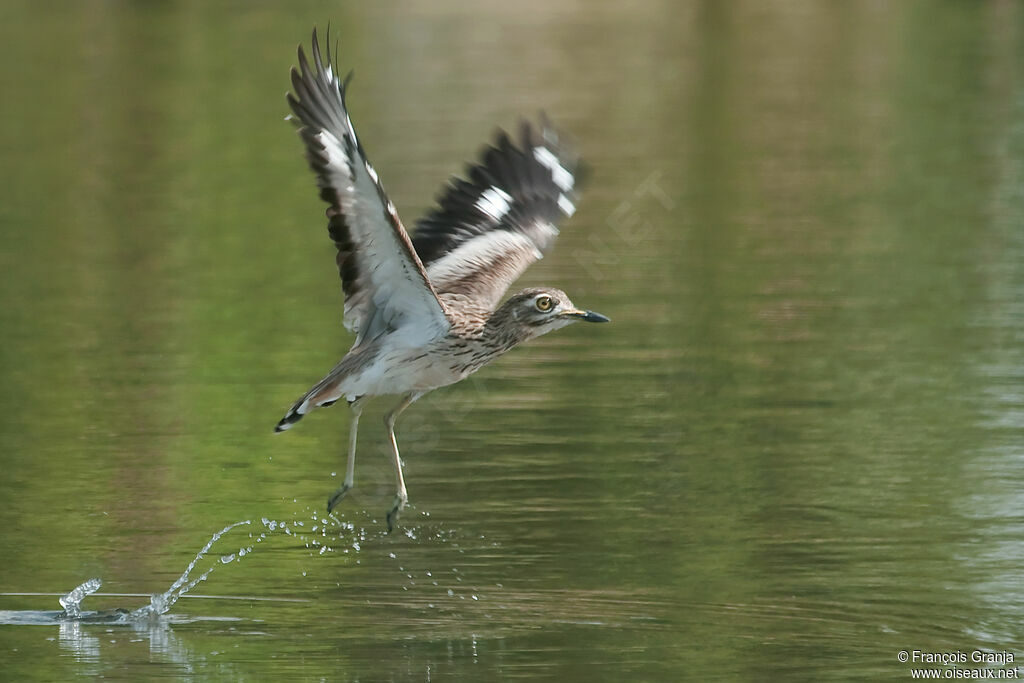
[481,304,535,352]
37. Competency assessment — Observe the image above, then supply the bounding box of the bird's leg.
[384,392,422,532]
[327,399,363,513]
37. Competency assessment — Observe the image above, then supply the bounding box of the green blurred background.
[1,1,1022,680]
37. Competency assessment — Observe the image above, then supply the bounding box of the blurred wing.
[287,29,450,346]
[412,116,580,311]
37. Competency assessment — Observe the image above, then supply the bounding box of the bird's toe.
[327,483,352,513]
[385,495,408,533]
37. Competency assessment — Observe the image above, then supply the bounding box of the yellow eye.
[535,295,553,312]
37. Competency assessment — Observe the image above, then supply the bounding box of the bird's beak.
[564,309,611,323]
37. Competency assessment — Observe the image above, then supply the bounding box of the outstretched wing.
[412,116,580,312]
[287,29,450,347]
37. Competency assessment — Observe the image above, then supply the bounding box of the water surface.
[1,1,1023,680]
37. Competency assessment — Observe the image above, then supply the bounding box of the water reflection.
[57,620,101,667]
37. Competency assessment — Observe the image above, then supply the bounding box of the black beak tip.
[582,310,610,323]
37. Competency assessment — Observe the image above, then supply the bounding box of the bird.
[275,28,610,531]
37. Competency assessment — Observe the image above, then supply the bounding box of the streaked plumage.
[276,29,609,530]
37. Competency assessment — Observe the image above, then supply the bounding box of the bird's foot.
[385,494,408,533]
[327,483,352,514]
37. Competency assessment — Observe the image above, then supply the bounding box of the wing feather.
[413,116,580,312]
[287,29,450,346]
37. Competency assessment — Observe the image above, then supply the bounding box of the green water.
[2,2,1023,680]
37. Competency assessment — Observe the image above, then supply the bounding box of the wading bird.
[276,29,609,530]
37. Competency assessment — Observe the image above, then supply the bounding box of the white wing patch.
[557,194,576,216]
[533,146,574,192]
[317,130,350,172]
[475,187,514,221]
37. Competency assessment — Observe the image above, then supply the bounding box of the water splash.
[128,520,251,620]
[38,515,333,623]
[0,509,380,626]
[59,578,102,619]
[3,508,395,626]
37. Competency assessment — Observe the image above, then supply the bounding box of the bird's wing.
[412,116,580,312]
[286,29,451,347]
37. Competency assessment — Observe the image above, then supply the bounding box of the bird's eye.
[535,296,553,312]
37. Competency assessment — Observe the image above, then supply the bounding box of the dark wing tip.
[311,26,321,59]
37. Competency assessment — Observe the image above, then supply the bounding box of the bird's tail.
[274,401,307,432]
[274,374,345,433]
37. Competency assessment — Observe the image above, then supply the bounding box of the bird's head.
[497,287,610,341]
